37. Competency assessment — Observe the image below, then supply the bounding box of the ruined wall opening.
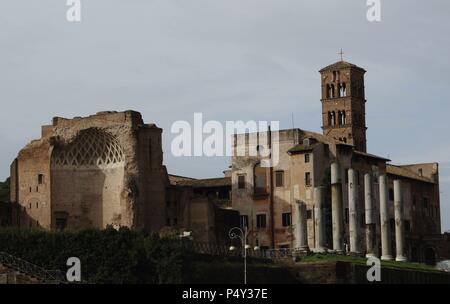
[51,128,125,229]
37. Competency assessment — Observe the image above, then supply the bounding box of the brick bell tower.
[320,59,367,152]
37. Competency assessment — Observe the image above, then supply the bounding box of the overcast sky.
[0,0,449,231]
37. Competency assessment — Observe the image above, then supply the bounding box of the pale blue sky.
[0,0,449,230]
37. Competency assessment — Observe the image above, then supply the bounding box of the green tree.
[0,177,10,202]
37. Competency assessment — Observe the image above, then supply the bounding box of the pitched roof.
[168,174,196,186]
[288,142,317,154]
[173,177,231,188]
[386,165,435,184]
[319,61,366,73]
[354,150,390,161]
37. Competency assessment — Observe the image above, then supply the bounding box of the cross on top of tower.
[339,49,344,61]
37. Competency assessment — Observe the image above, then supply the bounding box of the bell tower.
[320,60,367,152]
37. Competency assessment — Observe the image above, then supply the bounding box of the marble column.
[297,201,309,251]
[331,162,343,253]
[364,173,376,258]
[314,186,326,251]
[394,180,407,262]
[348,169,359,254]
[379,174,393,261]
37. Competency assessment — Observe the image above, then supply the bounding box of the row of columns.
[296,162,407,261]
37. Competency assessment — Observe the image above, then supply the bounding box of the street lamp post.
[229,226,250,284]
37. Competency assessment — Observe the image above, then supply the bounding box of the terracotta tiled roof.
[288,143,317,154]
[168,174,196,186]
[386,165,435,184]
[319,61,366,73]
[172,177,231,188]
[354,150,390,161]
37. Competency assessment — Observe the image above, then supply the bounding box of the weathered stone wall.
[166,184,239,245]
[12,140,52,229]
[51,166,124,228]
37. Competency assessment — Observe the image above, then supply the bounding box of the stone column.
[394,180,407,262]
[348,169,359,254]
[379,174,393,261]
[297,201,309,252]
[314,186,325,252]
[331,162,343,253]
[364,173,376,258]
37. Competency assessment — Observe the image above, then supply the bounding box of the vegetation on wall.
[0,178,10,202]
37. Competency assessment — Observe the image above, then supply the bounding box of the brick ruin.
[10,111,167,230]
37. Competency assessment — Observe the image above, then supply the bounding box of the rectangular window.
[305,172,311,187]
[256,214,267,229]
[240,215,249,228]
[282,213,291,227]
[275,171,284,187]
[38,174,44,185]
[306,210,312,220]
[345,169,349,184]
[238,175,245,189]
[345,208,349,224]
[305,153,310,163]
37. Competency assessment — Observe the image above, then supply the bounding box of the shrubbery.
[0,178,9,202]
[0,227,194,283]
